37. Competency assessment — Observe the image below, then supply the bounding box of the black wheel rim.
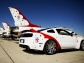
[82,41,84,50]
[46,40,56,54]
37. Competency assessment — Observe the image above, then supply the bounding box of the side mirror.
[71,32,74,36]
[71,33,73,36]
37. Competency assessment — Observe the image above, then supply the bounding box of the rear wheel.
[44,40,57,55]
[80,40,84,51]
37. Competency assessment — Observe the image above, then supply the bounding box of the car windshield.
[37,28,50,32]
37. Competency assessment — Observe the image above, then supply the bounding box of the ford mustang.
[19,27,84,55]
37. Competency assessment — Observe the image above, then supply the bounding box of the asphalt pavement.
[0,38,84,63]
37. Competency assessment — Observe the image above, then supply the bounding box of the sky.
[0,0,84,36]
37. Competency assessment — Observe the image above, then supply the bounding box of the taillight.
[20,39,24,43]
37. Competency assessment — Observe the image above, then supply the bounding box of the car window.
[56,29,71,36]
[47,29,55,33]
[20,33,33,37]
[37,28,50,32]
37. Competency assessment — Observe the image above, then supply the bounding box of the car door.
[56,29,77,49]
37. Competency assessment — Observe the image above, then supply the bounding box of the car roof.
[22,26,73,33]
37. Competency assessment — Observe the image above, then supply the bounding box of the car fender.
[76,37,84,49]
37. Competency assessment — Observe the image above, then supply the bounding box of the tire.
[80,40,84,51]
[43,40,57,55]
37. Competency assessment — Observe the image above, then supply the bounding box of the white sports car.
[19,27,84,55]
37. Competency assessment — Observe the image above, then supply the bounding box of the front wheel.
[43,40,57,55]
[80,40,84,51]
